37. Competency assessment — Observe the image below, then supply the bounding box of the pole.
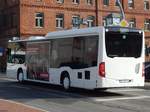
[117,0,125,20]
[95,0,98,26]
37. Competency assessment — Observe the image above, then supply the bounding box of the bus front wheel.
[62,76,70,90]
[17,70,24,82]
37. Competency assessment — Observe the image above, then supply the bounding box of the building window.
[87,19,94,27]
[144,19,150,31]
[103,0,109,6]
[115,0,122,6]
[72,15,80,28]
[144,0,149,10]
[129,18,136,28]
[87,0,92,5]
[103,17,107,26]
[56,14,64,28]
[128,0,134,8]
[87,16,95,27]
[56,0,64,4]
[35,12,44,28]
[115,0,119,6]
[72,0,79,4]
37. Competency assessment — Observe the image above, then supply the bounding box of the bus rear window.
[105,32,143,58]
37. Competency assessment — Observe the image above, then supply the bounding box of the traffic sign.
[120,19,129,27]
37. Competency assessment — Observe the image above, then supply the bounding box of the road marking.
[10,85,31,90]
[93,96,150,102]
[0,99,50,112]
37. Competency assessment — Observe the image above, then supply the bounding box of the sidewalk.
[0,99,47,112]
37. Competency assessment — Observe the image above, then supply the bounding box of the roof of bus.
[9,26,104,43]
[9,26,143,43]
[9,36,46,43]
[45,26,104,39]
[46,26,143,39]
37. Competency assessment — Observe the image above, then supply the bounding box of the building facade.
[0,0,150,71]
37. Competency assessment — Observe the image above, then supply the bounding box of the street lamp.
[105,0,128,27]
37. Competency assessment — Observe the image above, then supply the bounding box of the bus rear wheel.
[62,76,70,90]
[17,70,24,82]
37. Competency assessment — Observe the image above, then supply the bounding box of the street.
[0,76,150,112]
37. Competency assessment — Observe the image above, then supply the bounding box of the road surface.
[0,76,150,112]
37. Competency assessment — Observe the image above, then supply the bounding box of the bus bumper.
[96,77,145,88]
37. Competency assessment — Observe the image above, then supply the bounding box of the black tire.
[17,69,24,82]
[62,76,70,90]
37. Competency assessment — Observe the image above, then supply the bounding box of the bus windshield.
[7,42,26,64]
[8,52,25,64]
[105,31,143,58]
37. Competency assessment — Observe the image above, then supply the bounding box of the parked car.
[144,62,150,81]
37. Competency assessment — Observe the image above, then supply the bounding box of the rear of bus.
[98,27,145,88]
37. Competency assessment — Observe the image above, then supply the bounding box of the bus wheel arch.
[17,68,24,82]
[60,71,70,90]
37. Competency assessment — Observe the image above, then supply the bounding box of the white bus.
[7,26,145,90]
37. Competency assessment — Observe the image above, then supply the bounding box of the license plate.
[119,79,132,83]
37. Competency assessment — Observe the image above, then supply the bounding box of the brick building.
[1,0,150,71]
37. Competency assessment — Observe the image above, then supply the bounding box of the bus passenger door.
[26,41,50,81]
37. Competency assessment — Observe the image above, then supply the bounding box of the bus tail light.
[142,63,145,77]
[99,62,105,78]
